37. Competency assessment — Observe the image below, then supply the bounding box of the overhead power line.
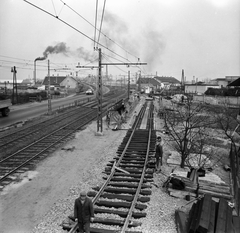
[96,0,107,49]
[23,0,133,63]
[94,0,99,49]
[58,0,139,60]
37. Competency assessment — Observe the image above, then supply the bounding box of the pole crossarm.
[76,66,99,69]
[101,62,147,66]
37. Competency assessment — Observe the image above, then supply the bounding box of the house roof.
[185,83,219,86]
[154,76,180,84]
[211,78,227,81]
[137,77,161,86]
[228,77,240,86]
[42,76,66,86]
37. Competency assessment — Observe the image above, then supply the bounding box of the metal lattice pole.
[97,48,103,133]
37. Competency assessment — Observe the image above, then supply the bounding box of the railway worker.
[74,191,94,233]
[155,136,163,172]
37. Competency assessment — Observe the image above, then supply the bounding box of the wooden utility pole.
[97,48,103,133]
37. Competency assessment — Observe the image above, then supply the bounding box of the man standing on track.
[74,191,94,233]
[155,136,163,172]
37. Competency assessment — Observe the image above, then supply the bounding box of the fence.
[230,143,240,216]
[194,95,240,108]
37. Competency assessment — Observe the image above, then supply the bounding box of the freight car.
[0,98,12,116]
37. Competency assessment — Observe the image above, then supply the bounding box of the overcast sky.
[0,0,239,83]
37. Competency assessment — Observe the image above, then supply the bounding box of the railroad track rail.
[66,101,157,233]
[0,93,126,188]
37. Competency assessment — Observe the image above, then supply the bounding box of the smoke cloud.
[101,11,166,71]
[43,42,69,58]
[35,42,96,62]
[101,11,138,55]
[35,42,69,62]
[142,29,166,71]
[76,47,98,61]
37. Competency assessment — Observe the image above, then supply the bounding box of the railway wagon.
[0,98,12,116]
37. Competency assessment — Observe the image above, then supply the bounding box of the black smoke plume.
[35,42,69,62]
[43,42,69,58]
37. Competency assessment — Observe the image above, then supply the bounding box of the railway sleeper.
[88,191,150,203]
[104,171,153,179]
[108,182,151,189]
[105,167,154,175]
[107,162,144,168]
[92,186,151,196]
[113,157,146,162]
[109,159,145,164]
[103,176,153,183]
[92,217,141,227]
[95,200,147,210]
[117,147,148,152]
[94,207,146,218]
[89,226,142,233]
[116,150,148,155]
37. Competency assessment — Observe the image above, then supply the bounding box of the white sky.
[0,0,239,82]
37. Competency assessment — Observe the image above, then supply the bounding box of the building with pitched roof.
[41,75,80,89]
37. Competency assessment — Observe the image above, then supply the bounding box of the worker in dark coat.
[155,136,163,172]
[74,191,94,233]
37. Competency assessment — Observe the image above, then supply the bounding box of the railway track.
[66,101,157,233]
[0,92,126,188]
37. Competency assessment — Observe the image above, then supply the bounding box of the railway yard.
[0,91,238,233]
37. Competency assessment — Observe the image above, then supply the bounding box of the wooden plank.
[199,179,229,187]
[175,210,188,233]
[215,198,228,233]
[198,185,231,195]
[198,189,232,200]
[188,198,203,233]
[208,200,217,233]
[196,194,212,233]
[225,204,234,233]
[187,202,197,233]
[168,188,196,199]
[232,216,240,233]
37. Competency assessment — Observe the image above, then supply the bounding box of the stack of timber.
[168,169,232,200]
[175,194,240,233]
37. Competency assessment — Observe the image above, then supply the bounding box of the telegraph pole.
[48,60,52,115]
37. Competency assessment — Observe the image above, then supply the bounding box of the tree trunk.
[180,154,186,168]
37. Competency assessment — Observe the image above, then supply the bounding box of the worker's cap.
[80,191,87,197]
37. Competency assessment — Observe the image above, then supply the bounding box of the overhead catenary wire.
[23,0,134,64]
[96,0,107,49]
[93,0,99,49]
[58,0,139,60]
[102,54,128,74]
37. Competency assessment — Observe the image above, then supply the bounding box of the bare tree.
[163,99,216,168]
[211,105,240,157]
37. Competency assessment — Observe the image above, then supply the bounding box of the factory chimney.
[34,56,47,85]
